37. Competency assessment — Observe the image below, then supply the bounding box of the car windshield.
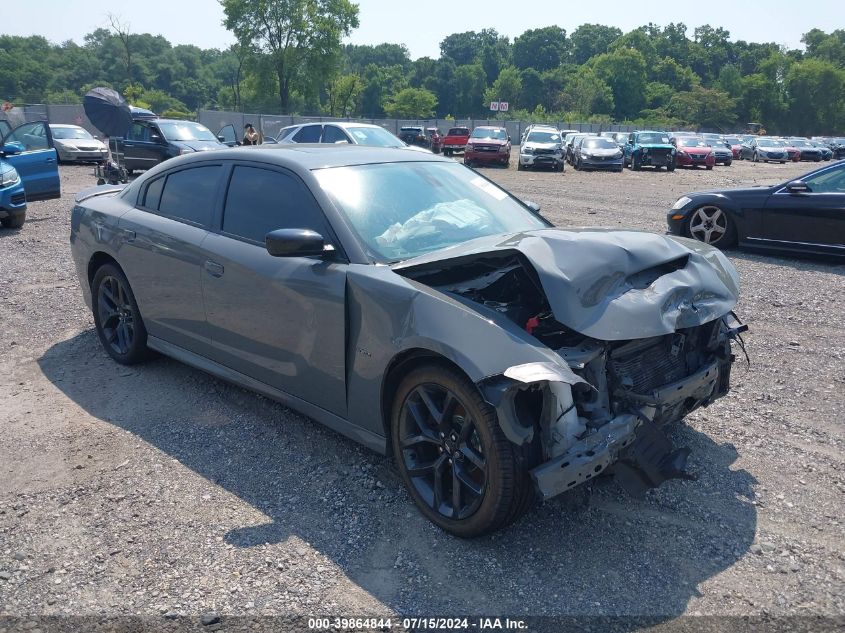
[677,137,708,148]
[314,161,546,262]
[157,121,217,141]
[757,138,780,147]
[345,126,404,147]
[51,127,95,140]
[638,133,670,144]
[447,128,469,136]
[583,138,617,149]
[526,131,560,143]
[792,140,812,147]
[401,127,423,133]
[471,128,507,140]
[724,137,741,144]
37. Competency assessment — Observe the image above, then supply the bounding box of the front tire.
[631,154,642,171]
[687,204,737,248]
[1,212,25,229]
[391,365,534,537]
[92,264,152,365]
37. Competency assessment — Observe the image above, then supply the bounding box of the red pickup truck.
[441,126,470,156]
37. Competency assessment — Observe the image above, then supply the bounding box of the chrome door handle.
[204,260,224,277]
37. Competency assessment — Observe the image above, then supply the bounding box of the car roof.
[49,123,84,129]
[171,144,450,170]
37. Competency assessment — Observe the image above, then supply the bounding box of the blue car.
[0,120,62,228]
[623,130,677,171]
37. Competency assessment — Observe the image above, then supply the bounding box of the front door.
[1,121,60,200]
[122,120,166,171]
[201,163,347,417]
[760,165,845,254]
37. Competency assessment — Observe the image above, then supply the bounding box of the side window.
[129,122,149,142]
[803,166,845,193]
[278,127,297,140]
[629,133,635,144]
[292,125,322,143]
[5,122,49,151]
[222,166,328,244]
[142,176,165,210]
[158,165,221,227]
[321,125,350,144]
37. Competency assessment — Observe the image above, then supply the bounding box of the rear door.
[200,163,347,416]
[759,164,845,255]
[291,124,322,144]
[1,121,60,200]
[117,163,223,355]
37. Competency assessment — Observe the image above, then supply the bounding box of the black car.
[120,119,226,173]
[667,160,845,258]
[789,139,824,162]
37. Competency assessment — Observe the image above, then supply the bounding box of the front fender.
[344,265,585,441]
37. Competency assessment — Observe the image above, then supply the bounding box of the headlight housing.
[642,147,649,154]
[179,148,195,155]
[0,166,20,188]
[465,143,474,151]
[672,196,692,210]
[521,147,533,155]
[499,145,509,153]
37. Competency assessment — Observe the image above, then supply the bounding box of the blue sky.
[4,0,842,57]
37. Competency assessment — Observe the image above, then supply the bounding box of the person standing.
[243,123,260,145]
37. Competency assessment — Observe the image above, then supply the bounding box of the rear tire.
[1,212,25,229]
[517,161,524,171]
[391,365,536,537]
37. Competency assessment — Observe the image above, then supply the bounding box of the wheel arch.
[87,251,123,288]
[380,348,470,442]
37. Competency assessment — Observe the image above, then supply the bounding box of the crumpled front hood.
[395,228,740,341]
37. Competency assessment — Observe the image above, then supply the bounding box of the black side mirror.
[785,180,811,194]
[265,228,325,257]
[523,200,541,214]
[217,135,225,142]
[151,134,163,143]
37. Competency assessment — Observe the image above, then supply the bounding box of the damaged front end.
[396,237,747,501]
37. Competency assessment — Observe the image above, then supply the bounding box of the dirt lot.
[1,154,843,628]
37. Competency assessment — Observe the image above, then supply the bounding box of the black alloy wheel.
[391,365,534,537]
[92,264,151,365]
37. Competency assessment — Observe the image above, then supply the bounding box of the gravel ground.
[0,155,843,628]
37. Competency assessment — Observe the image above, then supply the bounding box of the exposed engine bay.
[399,250,747,499]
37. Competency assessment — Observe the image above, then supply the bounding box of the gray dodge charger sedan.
[71,145,746,536]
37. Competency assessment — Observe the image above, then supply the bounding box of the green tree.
[669,86,737,130]
[221,0,359,113]
[512,26,568,72]
[784,58,845,133]
[483,66,522,110]
[384,87,437,118]
[326,73,362,116]
[591,48,648,120]
[559,66,614,116]
[569,24,622,64]
[454,64,487,116]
